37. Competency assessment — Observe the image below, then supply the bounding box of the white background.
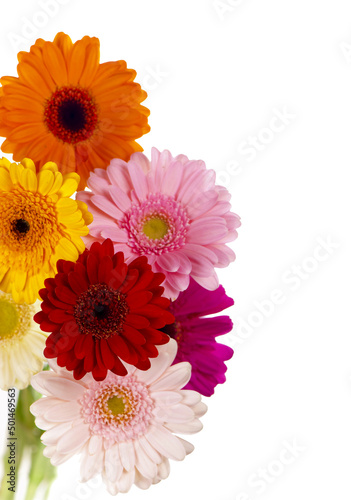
[0,0,350,499]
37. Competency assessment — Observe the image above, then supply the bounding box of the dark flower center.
[12,218,30,236]
[160,321,183,344]
[44,86,98,144]
[58,99,87,133]
[74,284,129,340]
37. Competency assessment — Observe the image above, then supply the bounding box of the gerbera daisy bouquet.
[0,32,240,498]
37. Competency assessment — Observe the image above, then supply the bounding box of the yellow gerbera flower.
[0,32,150,190]
[0,291,47,390]
[0,157,92,303]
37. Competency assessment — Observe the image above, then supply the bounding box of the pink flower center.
[79,373,154,443]
[120,193,190,255]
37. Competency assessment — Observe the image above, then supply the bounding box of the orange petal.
[42,42,68,86]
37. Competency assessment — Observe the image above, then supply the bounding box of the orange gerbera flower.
[0,33,150,189]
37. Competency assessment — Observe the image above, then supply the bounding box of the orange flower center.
[44,86,98,144]
[0,188,62,269]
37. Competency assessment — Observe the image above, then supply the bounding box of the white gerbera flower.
[0,291,47,390]
[30,339,207,495]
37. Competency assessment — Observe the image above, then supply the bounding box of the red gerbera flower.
[34,239,173,381]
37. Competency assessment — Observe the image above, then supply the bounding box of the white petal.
[50,451,76,466]
[43,376,86,400]
[41,422,73,446]
[30,397,62,416]
[136,351,172,386]
[134,469,153,490]
[80,442,103,481]
[34,415,56,431]
[104,445,123,483]
[151,363,191,392]
[56,424,90,454]
[151,391,183,407]
[138,436,163,465]
[116,468,135,493]
[192,402,208,417]
[146,425,186,461]
[164,419,203,435]
[118,441,135,472]
[178,390,201,406]
[158,404,195,424]
[42,445,55,459]
[134,440,158,479]
[31,372,52,397]
[156,458,170,480]
[88,434,102,455]
[178,437,195,455]
[44,401,81,422]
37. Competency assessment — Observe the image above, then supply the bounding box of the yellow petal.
[76,200,93,225]
[20,167,37,192]
[20,158,36,173]
[0,167,13,191]
[69,235,86,254]
[37,169,55,196]
[14,269,28,293]
[9,163,24,185]
[55,197,79,215]
[55,238,79,262]
[0,157,11,170]
[47,172,63,196]
[58,209,84,225]
[41,162,58,174]
[58,177,79,198]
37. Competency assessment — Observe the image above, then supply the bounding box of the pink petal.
[128,162,148,201]
[192,273,219,290]
[108,185,132,213]
[91,194,123,219]
[187,218,228,244]
[157,253,181,272]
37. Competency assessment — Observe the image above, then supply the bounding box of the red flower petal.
[86,253,99,284]
[108,335,131,362]
[122,324,146,346]
[109,263,128,289]
[111,358,128,376]
[68,271,88,295]
[118,268,139,293]
[98,255,113,283]
[48,308,73,324]
[126,290,152,308]
[100,338,115,370]
[55,286,77,305]
[126,314,150,329]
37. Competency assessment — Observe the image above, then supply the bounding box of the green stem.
[0,385,56,500]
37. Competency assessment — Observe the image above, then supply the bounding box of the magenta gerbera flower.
[161,278,234,396]
[77,148,240,299]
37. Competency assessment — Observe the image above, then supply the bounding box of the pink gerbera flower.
[77,148,240,299]
[30,340,206,495]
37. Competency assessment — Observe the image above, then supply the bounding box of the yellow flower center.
[107,396,126,416]
[143,217,169,240]
[0,292,34,345]
[0,300,18,339]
